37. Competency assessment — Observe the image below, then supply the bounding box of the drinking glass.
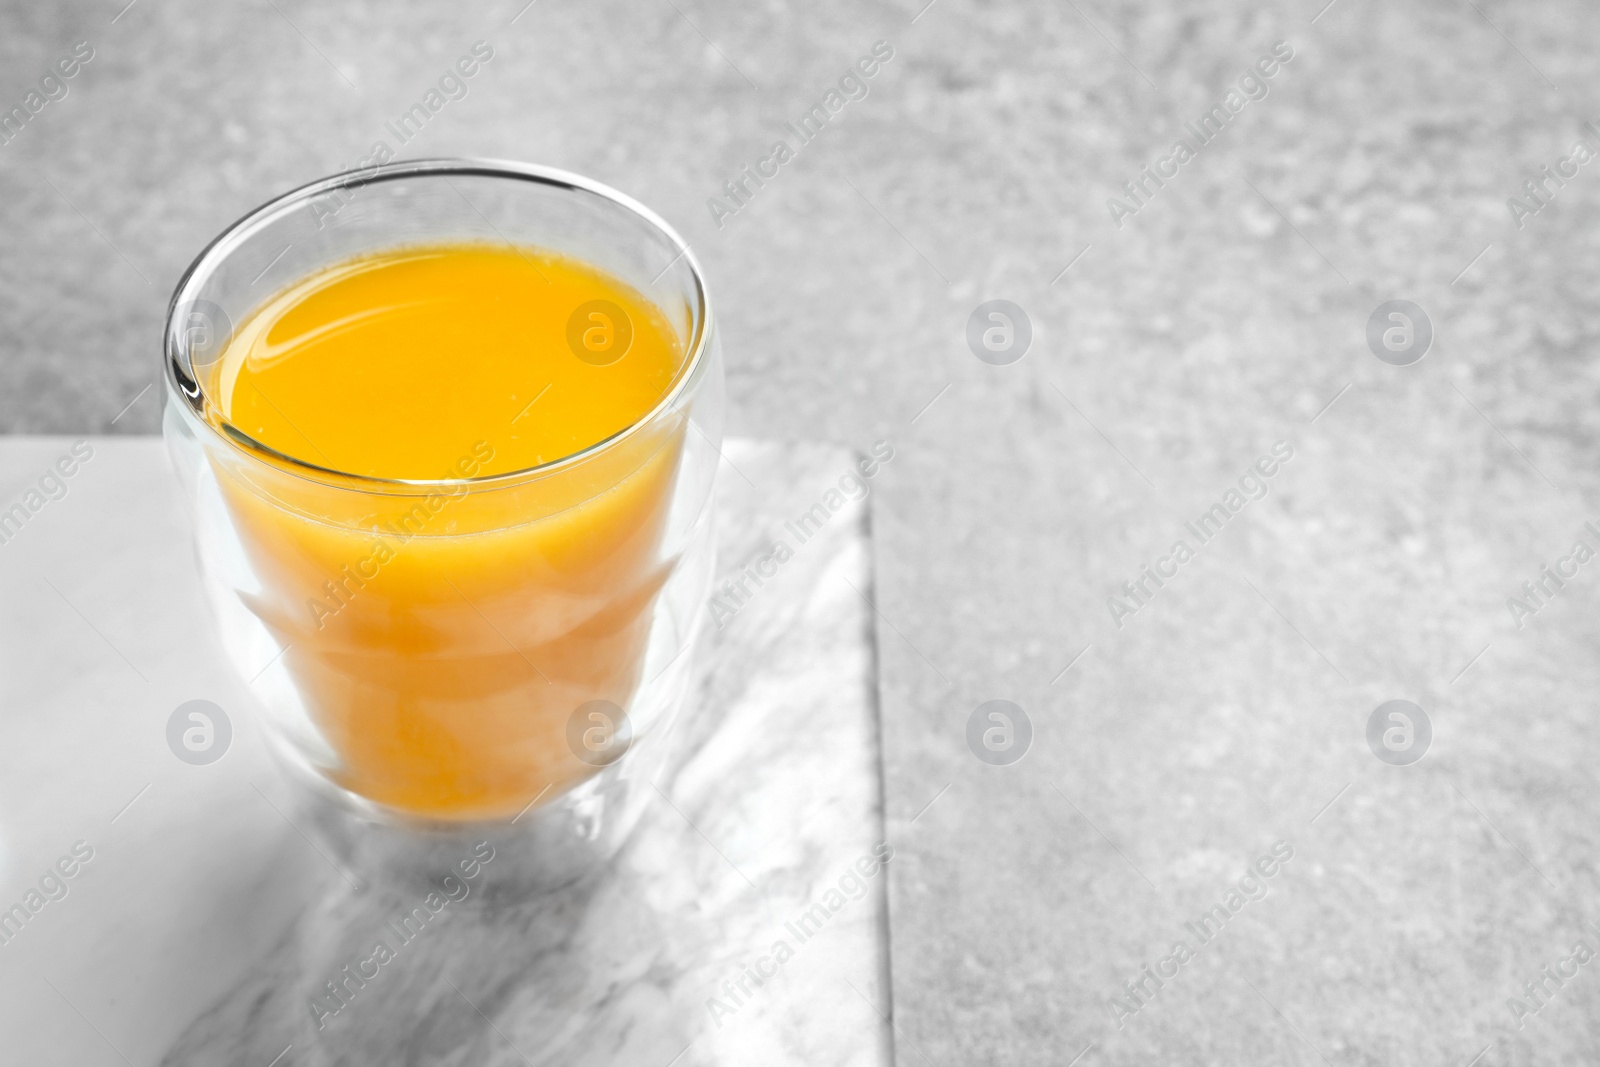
[162,159,722,893]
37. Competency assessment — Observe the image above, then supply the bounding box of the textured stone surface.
[3,0,1600,1063]
[0,439,887,1065]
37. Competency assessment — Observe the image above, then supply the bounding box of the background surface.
[4,0,1600,1063]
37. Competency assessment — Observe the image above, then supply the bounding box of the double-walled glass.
[162,160,721,891]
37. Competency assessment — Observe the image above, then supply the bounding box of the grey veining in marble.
[0,437,889,1066]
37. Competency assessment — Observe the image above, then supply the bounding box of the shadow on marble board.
[155,440,894,1067]
[160,859,691,1065]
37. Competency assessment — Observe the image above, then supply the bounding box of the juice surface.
[218,243,685,478]
[205,242,691,819]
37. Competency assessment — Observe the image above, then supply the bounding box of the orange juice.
[203,243,691,820]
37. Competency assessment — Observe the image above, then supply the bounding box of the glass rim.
[163,157,713,492]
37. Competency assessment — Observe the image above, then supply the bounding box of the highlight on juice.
[162,161,722,835]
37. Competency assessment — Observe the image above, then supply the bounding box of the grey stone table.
[5,0,1600,1063]
[0,437,890,1066]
